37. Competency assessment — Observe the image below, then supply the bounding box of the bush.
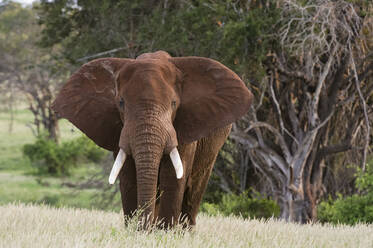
[72,136,107,163]
[318,194,373,225]
[318,159,373,224]
[23,134,106,176]
[200,191,280,219]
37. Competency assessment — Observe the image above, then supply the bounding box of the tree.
[37,0,167,61]
[0,1,68,140]
[230,0,373,222]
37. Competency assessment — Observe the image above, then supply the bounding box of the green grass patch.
[0,170,100,209]
[0,108,81,171]
[0,107,107,210]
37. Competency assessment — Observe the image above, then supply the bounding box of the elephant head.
[52,51,252,222]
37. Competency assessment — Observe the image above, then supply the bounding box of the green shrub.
[23,134,106,176]
[200,202,221,216]
[318,194,373,225]
[355,159,373,193]
[318,159,373,224]
[73,136,106,163]
[201,191,280,219]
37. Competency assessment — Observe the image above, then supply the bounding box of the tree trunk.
[47,106,59,142]
[231,122,327,223]
[278,189,306,222]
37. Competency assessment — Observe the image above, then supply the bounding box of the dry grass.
[1,203,372,248]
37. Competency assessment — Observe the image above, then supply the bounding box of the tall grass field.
[1,203,372,248]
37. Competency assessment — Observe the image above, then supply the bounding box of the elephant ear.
[170,57,253,144]
[52,58,133,151]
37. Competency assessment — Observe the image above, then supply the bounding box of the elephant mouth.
[108,147,183,184]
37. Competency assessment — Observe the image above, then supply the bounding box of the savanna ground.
[1,203,373,248]
[1,107,373,248]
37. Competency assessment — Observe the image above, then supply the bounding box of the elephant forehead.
[117,61,178,94]
[125,73,176,102]
[122,60,176,79]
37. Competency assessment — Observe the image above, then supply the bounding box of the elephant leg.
[157,142,197,228]
[181,125,232,226]
[118,156,138,221]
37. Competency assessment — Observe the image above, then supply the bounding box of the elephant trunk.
[132,122,165,227]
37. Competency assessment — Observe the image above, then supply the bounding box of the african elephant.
[52,51,252,228]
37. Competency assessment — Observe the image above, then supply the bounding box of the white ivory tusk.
[109,149,127,184]
[169,147,183,179]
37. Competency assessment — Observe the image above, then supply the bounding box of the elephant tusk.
[169,147,183,179]
[109,149,127,184]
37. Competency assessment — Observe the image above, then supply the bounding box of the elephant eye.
[171,100,176,108]
[119,98,125,109]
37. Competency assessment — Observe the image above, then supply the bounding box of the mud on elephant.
[52,51,253,228]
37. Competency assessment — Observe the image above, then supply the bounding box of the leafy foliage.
[201,191,280,219]
[23,134,106,175]
[37,0,279,81]
[355,158,373,192]
[318,194,373,225]
[318,159,373,224]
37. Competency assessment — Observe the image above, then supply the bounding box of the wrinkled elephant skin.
[52,51,253,228]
